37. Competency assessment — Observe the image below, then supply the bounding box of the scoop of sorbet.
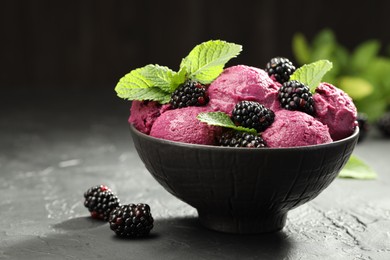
[262,110,332,148]
[150,106,221,145]
[207,65,281,115]
[128,101,170,134]
[313,83,357,141]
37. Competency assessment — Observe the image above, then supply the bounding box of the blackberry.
[83,185,120,221]
[357,113,369,142]
[109,203,154,238]
[170,81,209,109]
[265,57,296,84]
[278,80,315,115]
[219,131,267,148]
[377,112,390,137]
[232,101,275,132]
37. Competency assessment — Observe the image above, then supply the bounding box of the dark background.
[1,0,390,90]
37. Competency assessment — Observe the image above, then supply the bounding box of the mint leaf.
[138,64,178,92]
[115,65,173,103]
[290,60,333,91]
[338,155,377,179]
[197,112,257,135]
[180,40,242,84]
[118,87,171,103]
[170,67,187,92]
[115,40,243,102]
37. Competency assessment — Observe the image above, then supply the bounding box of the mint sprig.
[180,40,242,84]
[338,155,377,179]
[137,64,181,93]
[197,112,257,135]
[290,60,333,91]
[169,67,187,92]
[115,64,178,102]
[115,40,242,103]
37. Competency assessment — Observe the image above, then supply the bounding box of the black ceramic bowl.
[130,125,359,234]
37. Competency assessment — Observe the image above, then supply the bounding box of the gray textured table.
[1,89,390,259]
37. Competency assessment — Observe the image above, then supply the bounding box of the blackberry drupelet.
[377,112,390,137]
[109,203,154,238]
[170,81,209,109]
[357,113,369,142]
[84,185,120,221]
[265,57,296,84]
[232,101,275,132]
[278,80,315,115]
[219,131,267,148]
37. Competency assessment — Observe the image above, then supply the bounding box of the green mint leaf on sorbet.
[197,112,257,135]
[115,64,175,102]
[138,64,181,92]
[119,87,171,103]
[290,60,333,91]
[115,40,243,102]
[170,67,187,92]
[338,155,377,179]
[180,40,242,84]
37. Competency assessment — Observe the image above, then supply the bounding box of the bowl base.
[198,211,287,234]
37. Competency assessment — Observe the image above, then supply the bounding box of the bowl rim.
[129,124,359,151]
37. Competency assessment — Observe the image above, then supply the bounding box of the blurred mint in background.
[292,29,390,123]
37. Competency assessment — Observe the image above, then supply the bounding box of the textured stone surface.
[1,88,390,259]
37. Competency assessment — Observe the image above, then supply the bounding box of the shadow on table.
[152,216,293,259]
[53,216,107,231]
[3,216,293,259]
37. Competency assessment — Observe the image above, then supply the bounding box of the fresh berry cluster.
[170,81,209,109]
[278,80,315,115]
[265,57,315,116]
[109,204,154,237]
[83,185,153,238]
[265,57,296,84]
[232,101,275,132]
[219,101,274,148]
[84,185,120,221]
[219,131,267,148]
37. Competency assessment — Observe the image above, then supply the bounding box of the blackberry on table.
[170,81,209,109]
[83,185,120,221]
[219,131,267,148]
[265,57,296,84]
[278,80,315,115]
[377,112,390,137]
[232,101,275,132]
[109,203,154,238]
